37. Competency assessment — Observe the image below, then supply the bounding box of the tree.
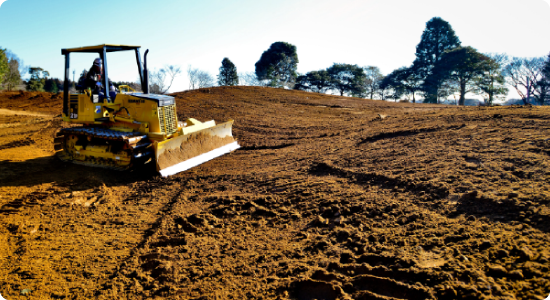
[218,58,238,86]
[379,71,406,101]
[149,65,181,94]
[362,66,384,99]
[412,17,461,103]
[542,52,550,104]
[0,48,8,87]
[4,57,21,91]
[238,72,264,86]
[326,63,366,96]
[26,67,49,91]
[44,78,61,93]
[381,66,422,103]
[197,70,215,88]
[294,70,331,93]
[185,66,215,89]
[149,69,165,94]
[255,42,298,88]
[503,57,547,105]
[187,65,199,90]
[1,50,26,91]
[474,53,508,105]
[162,65,182,93]
[376,83,391,100]
[432,46,491,105]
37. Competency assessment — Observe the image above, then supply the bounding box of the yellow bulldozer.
[55,44,239,176]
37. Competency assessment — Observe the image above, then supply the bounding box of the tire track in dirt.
[309,161,449,206]
[106,169,449,299]
[99,173,305,299]
[98,176,191,292]
[358,125,465,145]
[0,173,191,299]
[0,139,35,151]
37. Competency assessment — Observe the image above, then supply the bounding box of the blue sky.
[1,0,550,94]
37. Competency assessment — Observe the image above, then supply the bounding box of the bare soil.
[0,87,549,300]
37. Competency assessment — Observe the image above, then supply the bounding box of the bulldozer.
[55,44,239,176]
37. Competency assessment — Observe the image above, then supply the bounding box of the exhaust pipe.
[143,49,149,94]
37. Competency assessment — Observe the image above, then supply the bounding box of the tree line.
[2,17,549,105]
[213,17,549,105]
[0,48,74,93]
[376,17,549,105]
[207,17,550,105]
[289,17,550,105]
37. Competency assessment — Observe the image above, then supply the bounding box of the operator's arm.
[85,69,97,90]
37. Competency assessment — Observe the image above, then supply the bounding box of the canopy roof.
[61,44,141,54]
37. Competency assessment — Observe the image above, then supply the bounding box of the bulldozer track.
[56,127,153,170]
[59,127,147,144]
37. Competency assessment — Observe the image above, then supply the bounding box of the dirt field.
[0,87,549,300]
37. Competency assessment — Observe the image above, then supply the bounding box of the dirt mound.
[0,90,62,114]
[0,86,549,299]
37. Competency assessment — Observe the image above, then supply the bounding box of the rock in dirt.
[487,265,507,277]
[480,240,492,250]
[20,288,31,295]
[332,216,345,226]
[311,215,328,227]
[508,269,524,279]
[497,249,509,258]
[518,247,535,260]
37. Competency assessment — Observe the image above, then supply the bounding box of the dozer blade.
[155,120,240,177]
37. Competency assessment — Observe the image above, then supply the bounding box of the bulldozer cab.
[61,44,146,112]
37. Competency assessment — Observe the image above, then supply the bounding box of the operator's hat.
[93,58,102,66]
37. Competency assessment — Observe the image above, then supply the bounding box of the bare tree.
[362,66,384,99]
[197,70,215,88]
[238,72,264,86]
[149,65,181,94]
[187,65,199,90]
[162,65,181,93]
[503,56,546,105]
[149,68,166,94]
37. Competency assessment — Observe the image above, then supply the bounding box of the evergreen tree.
[379,71,406,101]
[294,70,331,93]
[44,78,61,93]
[26,67,49,91]
[0,48,8,87]
[326,63,366,96]
[432,46,491,105]
[255,42,298,88]
[218,58,239,86]
[4,57,21,91]
[474,53,508,105]
[3,50,26,91]
[382,66,422,103]
[412,17,461,103]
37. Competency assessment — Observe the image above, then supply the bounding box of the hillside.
[0,87,549,299]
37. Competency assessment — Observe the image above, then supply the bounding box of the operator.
[86,58,117,101]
